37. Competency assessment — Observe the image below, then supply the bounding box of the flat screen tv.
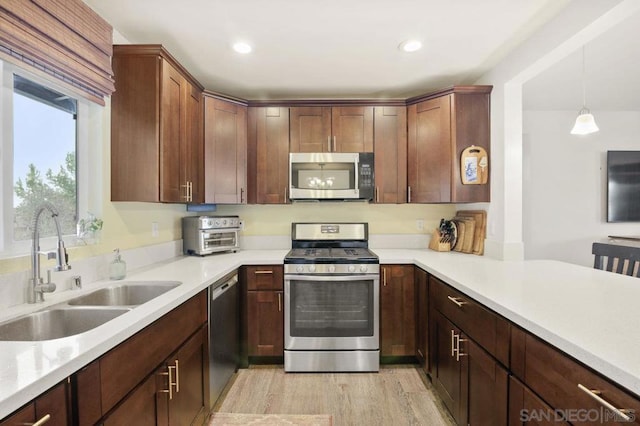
[607,151,640,222]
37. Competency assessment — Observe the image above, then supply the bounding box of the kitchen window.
[0,60,95,255]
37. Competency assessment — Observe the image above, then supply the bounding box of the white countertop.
[1,248,639,418]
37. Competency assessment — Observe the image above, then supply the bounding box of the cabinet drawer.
[430,276,510,367]
[245,265,283,291]
[97,291,207,415]
[511,327,640,425]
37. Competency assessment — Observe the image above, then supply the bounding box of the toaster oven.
[182,216,240,256]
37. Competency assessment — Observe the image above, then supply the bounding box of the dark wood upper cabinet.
[111,44,204,203]
[247,107,290,204]
[290,106,373,153]
[373,106,407,203]
[407,86,491,203]
[204,95,248,204]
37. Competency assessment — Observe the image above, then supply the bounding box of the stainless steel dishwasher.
[208,271,239,407]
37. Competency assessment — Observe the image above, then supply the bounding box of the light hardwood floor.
[214,366,455,426]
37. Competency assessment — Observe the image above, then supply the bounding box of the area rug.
[209,412,333,426]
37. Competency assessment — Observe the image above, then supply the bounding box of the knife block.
[428,229,451,252]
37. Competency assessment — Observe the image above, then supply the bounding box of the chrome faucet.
[29,202,71,303]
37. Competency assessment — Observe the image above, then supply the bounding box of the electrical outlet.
[151,222,159,237]
[416,219,425,231]
[238,220,245,231]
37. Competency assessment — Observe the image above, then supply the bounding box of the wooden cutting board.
[453,216,476,253]
[460,146,489,185]
[456,210,487,255]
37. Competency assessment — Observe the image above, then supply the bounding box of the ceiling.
[524,9,640,111]
[83,0,570,101]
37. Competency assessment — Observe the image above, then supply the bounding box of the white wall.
[523,111,640,266]
[474,0,638,260]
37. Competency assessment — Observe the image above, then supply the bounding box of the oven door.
[284,274,379,351]
[199,229,239,254]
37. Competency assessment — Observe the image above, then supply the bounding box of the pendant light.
[571,46,599,135]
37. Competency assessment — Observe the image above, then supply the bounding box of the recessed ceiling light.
[233,42,252,54]
[399,40,422,53]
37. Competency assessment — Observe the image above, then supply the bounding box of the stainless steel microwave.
[289,152,374,201]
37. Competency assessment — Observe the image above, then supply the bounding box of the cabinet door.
[204,97,248,204]
[184,83,204,203]
[160,59,186,203]
[168,326,208,426]
[465,337,508,426]
[380,265,415,357]
[248,107,290,204]
[34,380,70,426]
[415,267,429,372]
[373,106,407,203]
[289,107,331,152]
[103,371,162,426]
[331,106,373,152]
[110,52,161,202]
[247,290,284,356]
[509,376,566,426]
[407,96,452,203]
[431,310,463,425]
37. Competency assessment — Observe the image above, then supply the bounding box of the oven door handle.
[284,274,378,282]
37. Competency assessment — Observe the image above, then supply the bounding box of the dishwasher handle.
[211,274,238,301]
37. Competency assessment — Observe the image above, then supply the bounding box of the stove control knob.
[308,265,316,273]
[348,265,356,273]
[296,265,304,273]
[222,219,227,225]
[214,220,221,226]
[360,265,368,273]
[328,265,336,273]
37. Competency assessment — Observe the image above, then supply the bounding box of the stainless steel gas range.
[283,222,380,372]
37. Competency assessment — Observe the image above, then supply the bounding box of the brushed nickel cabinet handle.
[577,384,632,422]
[278,293,282,312]
[32,414,51,426]
[254,270,273,275]
[376,187,379,203]
[382,268,387,286]
[284,187,287,203]
[174,360,180,392]
[451,330,456,357]
[158,365,176,400]
[327,136,331,152]
[333,136,336,152]
[447,295,467,308]
[408,186,412,203]
[417,349,424,358]
[182,183,190,200]
[188,181,193,202]
[456,337,468,362]
[240,187,245,203]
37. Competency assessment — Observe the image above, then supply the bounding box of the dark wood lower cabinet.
[168,326,208,425]
[415,267,429,371]
[0,380,70,426]
[431,308,507,426]
[103,374,159,426]
[247,290,284,357]
[509,376,566,426]
[380,264,415,357]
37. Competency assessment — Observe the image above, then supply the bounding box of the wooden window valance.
[0,0,115,105]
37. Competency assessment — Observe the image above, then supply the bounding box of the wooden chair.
[592,242,640,277]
